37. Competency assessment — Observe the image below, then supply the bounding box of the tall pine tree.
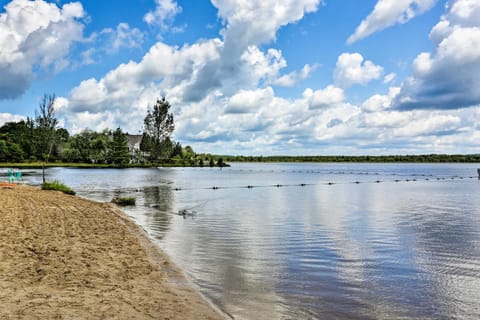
[108,127,130,165]
[142,96,174,160]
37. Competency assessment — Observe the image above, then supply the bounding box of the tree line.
[0,94,225,167]
[222,154,480,163]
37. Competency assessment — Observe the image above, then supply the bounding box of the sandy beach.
[0,185,224,319]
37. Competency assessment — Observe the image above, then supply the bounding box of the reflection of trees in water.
[142,185,173,240]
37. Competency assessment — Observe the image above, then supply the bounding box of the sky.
[0,0,479,156]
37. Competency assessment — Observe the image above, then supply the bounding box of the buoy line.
[170,175,478,192]
[76,174,478,194]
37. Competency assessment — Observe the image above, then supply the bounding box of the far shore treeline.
[221,154,480,163]
[0,94,226,168]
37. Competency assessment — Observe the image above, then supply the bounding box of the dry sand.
[0,185,225,320]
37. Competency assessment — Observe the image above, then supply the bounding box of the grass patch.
[42,181,76,195]
[111,197,136,206]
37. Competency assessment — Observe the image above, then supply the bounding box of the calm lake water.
[17,163,480,319]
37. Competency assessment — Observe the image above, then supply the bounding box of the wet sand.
[0,185,224,319]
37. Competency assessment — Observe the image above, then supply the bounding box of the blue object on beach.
[8,169,15,183]
[6,169,21,183]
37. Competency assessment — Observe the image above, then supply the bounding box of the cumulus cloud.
[347,0,438,44]
[182,0,321,101]
[225,87,274,114]
[334,53,384,87]
[62,0,322,134]
[213,0,320,51]
[274,63,318,87]
[304,85,345,109]
[106,23,144,53]
[0,0,85,99]
[393,0,480,110]
[0,112,25,127]
[144,0,182,30]
[362,86,400,112]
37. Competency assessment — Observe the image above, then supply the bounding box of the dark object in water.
[178,209,196,217]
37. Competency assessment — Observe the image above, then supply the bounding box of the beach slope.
[0,185,223,319]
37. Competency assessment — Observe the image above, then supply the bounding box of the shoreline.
[0,185,226,319]
[106,196,230,319]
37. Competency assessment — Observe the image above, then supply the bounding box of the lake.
[18,163,480,319]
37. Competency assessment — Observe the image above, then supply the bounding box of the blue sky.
[1,0,479,155]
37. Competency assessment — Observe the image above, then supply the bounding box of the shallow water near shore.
[21,163,480,319]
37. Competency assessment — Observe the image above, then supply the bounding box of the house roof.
[126,134,142,146]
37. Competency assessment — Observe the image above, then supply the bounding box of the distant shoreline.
[221,154,480,163]
[0,162,230,169]
[1,154,479,169]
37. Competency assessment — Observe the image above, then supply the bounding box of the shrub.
[42,181,76,195]
[111,197,136,206]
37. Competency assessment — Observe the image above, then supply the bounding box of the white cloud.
[226,87,274,114]
[0,112,25,127]
[383,72,396,83]
[144,0,182,30]
[213,0,320,50]
[362,86,400,112]
[274,63,318,87]
[392,113,461,137]
[347,0,438,44]
[109,23,144,52]
[62,0,323,135]
[0,0,85,99]
[304,85,345,109]
[394,0,480,110]
[241,46,286,84]
[334,53,383,87]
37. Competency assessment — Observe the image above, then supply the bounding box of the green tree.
[0,119,36,159]
[69,130,93,162]
[56,128,70,143]
[0,133,24,162]
[0,140,8,162]
[35,94,59,183]
[8,143,24,162]
[171,142,183,157]
[142,96,175,160]
[107,127,130,165]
